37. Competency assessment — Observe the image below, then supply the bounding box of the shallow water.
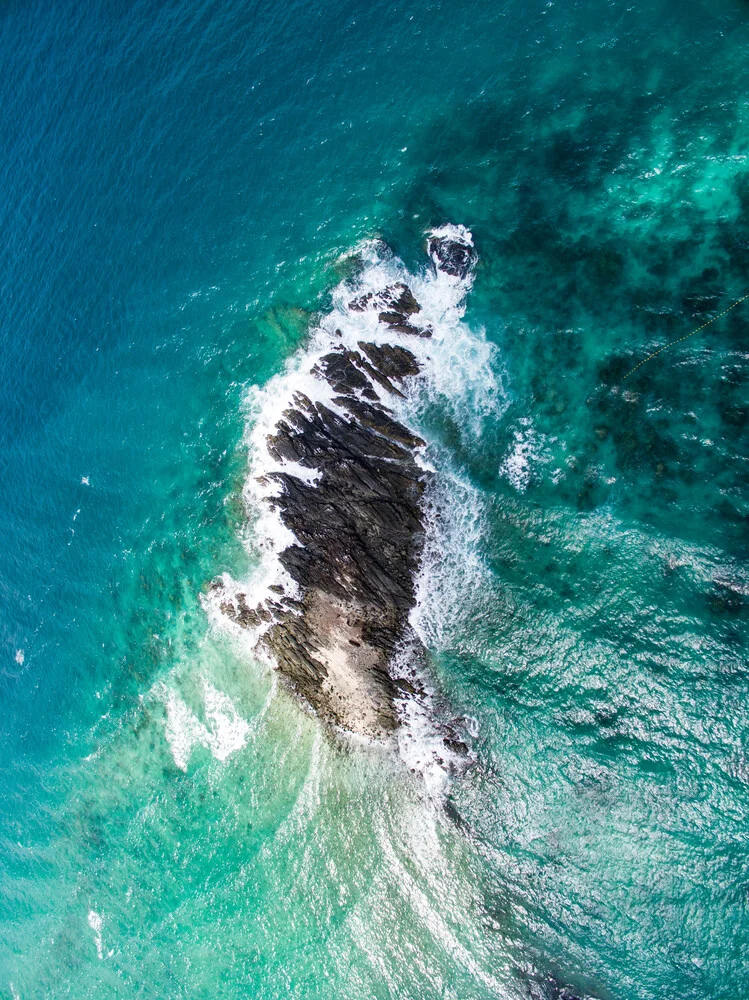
[1,1,747,997]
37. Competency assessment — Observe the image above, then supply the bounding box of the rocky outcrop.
[213,229,476,739]
[428,229,476,279]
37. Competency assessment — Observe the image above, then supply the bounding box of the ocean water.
[1,0,748,997]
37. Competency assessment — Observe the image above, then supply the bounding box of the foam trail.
[87,910,112,960]
[499,417,555,492]
[157,680,250,771]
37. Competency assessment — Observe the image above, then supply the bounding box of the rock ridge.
[212,229,475,739]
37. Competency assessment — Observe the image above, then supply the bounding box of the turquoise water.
[1,0,748,996]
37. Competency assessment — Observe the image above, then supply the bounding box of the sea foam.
[157,679,251,771]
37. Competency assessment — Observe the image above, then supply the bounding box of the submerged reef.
[212,229,476,739]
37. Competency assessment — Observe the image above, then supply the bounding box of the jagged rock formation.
[213,229,475,738]
[428,230,476,279]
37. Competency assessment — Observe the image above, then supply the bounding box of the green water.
[1,0,748,997]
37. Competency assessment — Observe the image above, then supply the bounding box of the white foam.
[395,474,489,799]
[202,682,253,760]
[393,468,491,801]
[87,909,111,960]
[499,417,554,491]
[430,223,474,243]
[158,680,250,771]
[396,691,454,802]
[412,471,490,652]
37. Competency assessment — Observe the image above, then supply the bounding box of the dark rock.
[312,349,379,400]
[393,676,418,696]
[347,281,431,336]
[428,232,476,278]
[219,593,262,629]
[355,357,407,398]
[281,596,305,611]
[377,314,433,338]
[356,341,421,381]
[443,737,469,757]
[349,282,421,316]
[334,396,425,449]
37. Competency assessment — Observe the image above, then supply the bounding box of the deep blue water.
[1,1,748,997]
